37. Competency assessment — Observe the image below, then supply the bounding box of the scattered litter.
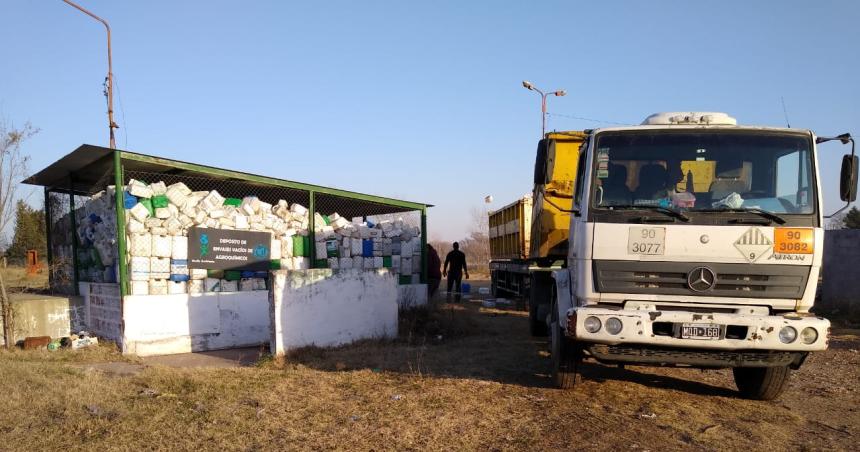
[478,287,490,295]
[638,412,657,419]
[22,336,51,350]
[482,300,497,308]
[494,297,511,305]
[699,424,721,434]
[390,394,403,401]
[139,388,160,398]
[84,404,117,419]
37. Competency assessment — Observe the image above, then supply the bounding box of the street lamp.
[522,80,566,137]
[62,0,118,149]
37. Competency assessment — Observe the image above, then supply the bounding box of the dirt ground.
[0,279,857,451]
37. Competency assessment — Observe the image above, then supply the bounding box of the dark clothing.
[428,278,441,297]
[444,250,468,277]
[427,247,442,279]
[446,274,462,302]
[446,275,462,293]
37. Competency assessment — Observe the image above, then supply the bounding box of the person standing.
[426,244,442,298]
[443,242,469,302]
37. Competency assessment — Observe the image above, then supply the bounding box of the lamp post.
[522,80,565,137]
[62,0,118,149]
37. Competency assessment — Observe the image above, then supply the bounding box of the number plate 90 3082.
[627,227,666,255]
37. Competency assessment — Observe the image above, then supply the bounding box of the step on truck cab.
[547,112,858,400]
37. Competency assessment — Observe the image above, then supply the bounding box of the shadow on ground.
[281,280,741,398]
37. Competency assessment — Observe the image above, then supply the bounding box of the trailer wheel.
[550,299,581,390]
[732,366,791,400]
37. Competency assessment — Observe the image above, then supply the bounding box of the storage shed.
[25,145,431,355]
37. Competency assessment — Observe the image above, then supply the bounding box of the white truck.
[549,112,857,400]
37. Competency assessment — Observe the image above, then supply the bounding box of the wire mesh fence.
[313,192,424,281]
[41,157,428,295]
[123,170,311,210]
[47,190,98,294]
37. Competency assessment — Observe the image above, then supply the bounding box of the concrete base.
[270,269,398,355]
[122,291,270,356]
[3,293,85,345]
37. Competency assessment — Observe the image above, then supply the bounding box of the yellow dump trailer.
[489,196,532,259]
[488,196,533,295]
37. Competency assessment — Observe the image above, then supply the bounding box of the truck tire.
[529,273,550,337]
[732,366,791,400]
[550,299,581,389]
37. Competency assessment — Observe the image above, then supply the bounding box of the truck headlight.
[605,317,623,335]
[779,326,797,344]
[584,316,601,333]
[800,327,818,345]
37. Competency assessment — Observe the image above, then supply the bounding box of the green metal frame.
[44,187,53,291]
[309,190,316,265]
[114,150,129,297]
[421,208,427,284]
[39,147,432,296]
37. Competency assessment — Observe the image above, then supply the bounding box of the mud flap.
[551,269,573,334]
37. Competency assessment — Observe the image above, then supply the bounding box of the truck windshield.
[591,131,815,215]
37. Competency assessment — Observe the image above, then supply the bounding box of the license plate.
[627,227,665,255]
[680,323,721,340]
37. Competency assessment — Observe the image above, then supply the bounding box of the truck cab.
[549,112,858,399]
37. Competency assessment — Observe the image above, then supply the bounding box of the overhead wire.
[546,112,633,126]
[114,74,128,148]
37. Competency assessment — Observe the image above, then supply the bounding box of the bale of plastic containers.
[61,179,423,296]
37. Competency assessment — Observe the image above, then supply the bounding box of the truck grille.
[593,261,809,299]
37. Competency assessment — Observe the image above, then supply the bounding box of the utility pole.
[62,0,118,149]
[522,81,566,137]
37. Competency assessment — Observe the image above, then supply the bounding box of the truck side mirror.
[533,139,548,185]
[840,154,858,202]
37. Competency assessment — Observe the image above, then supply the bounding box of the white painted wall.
[270,269,398,355]
[397,284,428,309]
[122,291,270,356]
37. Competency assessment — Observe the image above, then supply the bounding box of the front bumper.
[566,306,830,352]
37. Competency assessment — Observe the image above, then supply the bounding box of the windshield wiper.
[606,205,691,222]
[698,207,786,224]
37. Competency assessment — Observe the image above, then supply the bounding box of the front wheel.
[550,303,581,389]
[732,366,791,400]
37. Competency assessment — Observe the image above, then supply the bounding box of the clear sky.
[2,0,858,240]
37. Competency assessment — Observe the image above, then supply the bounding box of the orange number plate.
[774,228,814,254]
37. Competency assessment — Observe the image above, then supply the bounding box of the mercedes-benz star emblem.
[687,267,717,292]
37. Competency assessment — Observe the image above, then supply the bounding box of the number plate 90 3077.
[627,227,665,255]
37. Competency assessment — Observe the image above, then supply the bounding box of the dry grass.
[0,266,49,292]
[0,285,857,451]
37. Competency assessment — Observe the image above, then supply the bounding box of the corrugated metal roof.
[24,144,432,211]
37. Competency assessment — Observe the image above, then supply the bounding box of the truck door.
[567,139,591,306]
